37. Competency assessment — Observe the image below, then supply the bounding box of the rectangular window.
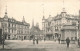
[9,29,10,33]
[12,29,13,33]
[8,23,10,27]
[72,22,76,26]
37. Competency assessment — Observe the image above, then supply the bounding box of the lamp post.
[2,23,5,49]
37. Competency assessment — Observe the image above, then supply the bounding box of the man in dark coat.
[36,38,38,44]
[66,37,70,48]
[58,37,60,44]
[44,38,46,41]
[78,37,80,47]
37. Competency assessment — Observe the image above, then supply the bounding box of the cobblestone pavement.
[0,40,80,51]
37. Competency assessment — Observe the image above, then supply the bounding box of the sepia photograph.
[0,0,80,51]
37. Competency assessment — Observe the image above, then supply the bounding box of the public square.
[0,0,80,51]
[0,40,80,51]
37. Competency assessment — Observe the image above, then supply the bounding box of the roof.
[54,11,79,21]
[44,17,54,22]
[30,26,43,35]
[0,17,30,26]
[0,18,4,22]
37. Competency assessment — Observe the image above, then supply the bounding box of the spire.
[79,10,80,17]
[32,19,34,27]
[42,16,45,20]
[36,23,39,28]
[49,11,51,17]
[79,10,80,22]
[42,4,45,20]
[49,15,51,17]
[22,16,25,22]
[42,4,45,18]
[4,5,8,18]
[62,8,66,12]
[62,0,66,12]
[5,5,7,15]
[63,0,64,8]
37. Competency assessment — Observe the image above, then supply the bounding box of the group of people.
[32,37,80,48]
[33,37,39,44]
[58,37,80,48]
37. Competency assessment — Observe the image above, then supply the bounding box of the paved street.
[0,40,80,51]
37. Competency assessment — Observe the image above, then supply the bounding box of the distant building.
[0,11,30,40]
[30,20,44,40]
[42,9,79,40]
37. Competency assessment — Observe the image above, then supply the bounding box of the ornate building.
[0,11,30,40]
[54,10,79,41]
[42,9,79,41]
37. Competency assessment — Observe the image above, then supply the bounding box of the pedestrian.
[33,37,35,44]
[44,38,46,41]
[36,38,38,44]
[78,37,80,47]
[54,38,56,42]
[21,38,23,41]
[58,37,60,44]
[66,37,70,48]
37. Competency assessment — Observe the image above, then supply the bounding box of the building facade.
[42,10,79,41]
[0,11,30,40]
[54,11,79,41]
[78,10,80,38]
[42,15,55,40]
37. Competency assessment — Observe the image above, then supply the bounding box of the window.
[15,24,16,27]
[72,22,76,26]
[9,29,10,33]
[8,23,10,27]
[71,37,73,40]
[10,29,12,33]
[12,29,13,33]
[55,27,58,31]
[67,20,70,22]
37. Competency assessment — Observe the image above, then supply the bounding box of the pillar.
[61,30,65,44]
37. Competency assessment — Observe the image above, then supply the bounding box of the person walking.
[44,38,46,41]
[33,37,35,44]
[78,37,80,47]
[66,37,70,48]
[58,37,60,44]
[36,38,38,44]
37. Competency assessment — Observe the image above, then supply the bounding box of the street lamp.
[2,23,5,49]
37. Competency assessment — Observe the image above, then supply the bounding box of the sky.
[0,0,80,30]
